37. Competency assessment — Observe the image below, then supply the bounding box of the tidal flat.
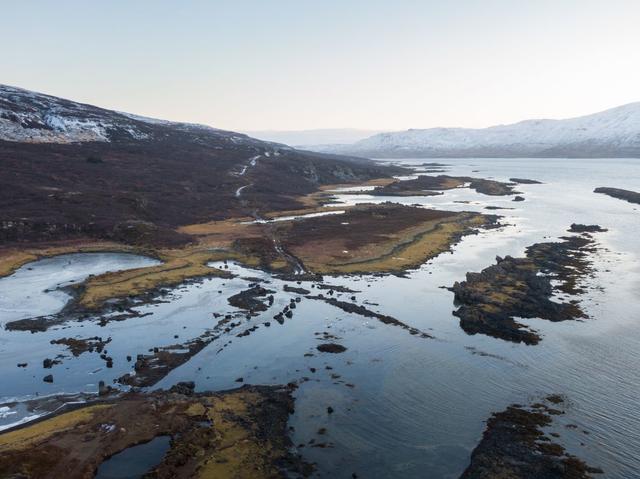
[0,158,638,478]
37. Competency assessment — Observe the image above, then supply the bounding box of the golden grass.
[197,391,280,479]
[0,404,112,451]
[78,249,250,309]
[292,213,488,274]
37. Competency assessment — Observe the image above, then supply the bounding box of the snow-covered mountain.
[0,84,263,146]
[311,103,640,158]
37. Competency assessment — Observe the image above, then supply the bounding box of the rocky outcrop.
[460,397,602,478]
[451,235,597,344]
[594,187,640,205]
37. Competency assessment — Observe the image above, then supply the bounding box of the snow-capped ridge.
[0,84,250,145]
[313,102,640,158]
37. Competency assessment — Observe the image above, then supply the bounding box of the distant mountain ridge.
[245,128,383,147]
[310,103,640,158]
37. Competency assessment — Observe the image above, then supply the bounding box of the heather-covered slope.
[0,85,402,247]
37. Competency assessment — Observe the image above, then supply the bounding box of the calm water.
[94,435,171,479]
[0,158,638,478]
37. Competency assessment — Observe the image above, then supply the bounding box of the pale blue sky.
[2,0,639,130]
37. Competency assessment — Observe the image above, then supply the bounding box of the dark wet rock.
[546,394,564,404]
[283,284,311,295]
[451,235,597,344]
[468,178,519,196]
[235,377,244,383]
[43,374,53,383]
[317,343,347,354]
[169,381,196,396]
[327,406,334,415]
[118,338,213,388]
[594,187,640,205]
[308,296,432,339]
[513,195,525,202]
[50,336,111,357]
[17,363,27,368]
[97,380,114,396]
[460,399,603,478]
[315,284,359,293]
[510,178,543,184]
[42,358,60,369]
[228,285,275,312]
[568,224,608,233]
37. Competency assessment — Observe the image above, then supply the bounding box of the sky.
[2,0,640,131]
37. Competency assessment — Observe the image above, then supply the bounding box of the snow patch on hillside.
[0,84,151,144]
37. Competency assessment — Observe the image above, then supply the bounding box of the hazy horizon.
[3,0,640,131]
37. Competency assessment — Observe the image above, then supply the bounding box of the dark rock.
[43,374,53,383]
[168,381,196,396]
[594,187,640,205]
[569,224,608,233]
[510,178,542,184]
[283,285,310,295]
[460,399,603,478]
[42,358,58,369]
[451,235,594,344]
[317,343,347,354]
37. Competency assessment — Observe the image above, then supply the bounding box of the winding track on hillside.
[233,153,307,275]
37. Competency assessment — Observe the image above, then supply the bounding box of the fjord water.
[0,158,638,478]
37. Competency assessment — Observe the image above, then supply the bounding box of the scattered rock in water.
[315,284,359,293]
[50,336,111,357]
[569,223,608,233]
[118,338,213,388]
[283,284,311,295]
[460,397,603,478]
[42,358,60,369]
[317,343,347,354]
[228,285,275,312]
[43,374,53,383]
[98,380,113,396]
[594,187,640,205]
[513,195,525,202]
[451,234,598,344]
[510,178,543,184]
[308,296,432,339]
